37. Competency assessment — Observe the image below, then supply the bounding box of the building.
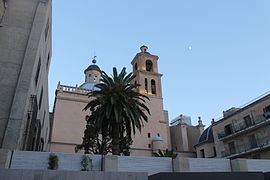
[194,120,216,158]
[195,92,270,159]
[0,0,52,151]
[49,46,172,156]
[130,45,171,156]
[170,114,192,126]
[170,115,204,157]
[48,60,100,153]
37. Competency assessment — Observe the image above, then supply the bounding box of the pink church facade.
[48,46,202,157]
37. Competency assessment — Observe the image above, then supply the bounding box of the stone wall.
[188,158,231,172]
[0,169,147,180]
[231,159,270,172]
[6,150,270,175]
[173,157,231,172]
[118,156,172,175]
[10,151,102,171]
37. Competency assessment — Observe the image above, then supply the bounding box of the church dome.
[84,64,101,74]
[197,126,214,145]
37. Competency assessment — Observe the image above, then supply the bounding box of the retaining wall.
[10,151,102,171]
[5,150,270,175]
[0,169,147,180]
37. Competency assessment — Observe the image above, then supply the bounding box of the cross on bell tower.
[131,46,163,97]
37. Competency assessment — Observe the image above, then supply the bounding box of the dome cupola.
[80,57,102,90]
[197,126,214,145]
[84,58,101,74]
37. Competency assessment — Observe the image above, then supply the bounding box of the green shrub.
[48,153,58,170]
[81,155,92,171]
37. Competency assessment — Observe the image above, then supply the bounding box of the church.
[48,46,203,157]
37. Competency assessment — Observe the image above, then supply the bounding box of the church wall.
[130,96,170,155]
[49,48,172,157]
[187,126,201,152]
[195,142,215,158]
[49,91,92,152]
[170,125,185,151]
[49,143,78,154]
[170,124,200,153]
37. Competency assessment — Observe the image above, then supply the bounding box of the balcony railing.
[221,135,270,158]
[218,115,270,140]
[57,84,92,94]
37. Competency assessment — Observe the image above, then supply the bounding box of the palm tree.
[153,149,178,159]
[84,67,150,155]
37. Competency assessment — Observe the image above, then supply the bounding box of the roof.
[152,136,163,141]
[84,64,101,74]
[197,126,214,145]
[80,83,99,90]
[214,91,270,125]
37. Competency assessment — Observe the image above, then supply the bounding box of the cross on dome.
[92,56,97,64]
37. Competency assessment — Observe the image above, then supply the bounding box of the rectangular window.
[46,52,50,70]
[35,58,41,86]
[45,18,50,40]
[148,144,151,148]
[244,115,252,127]
[228,142,236,154]
[39,87,43,110]
[148,133,151,138]
[264,105,270,113]
[224,124,233,135]
[200,149,205,158]
[213,146,217,157]
[248,134,257,149]
[42,110,46,128]
[264,105,270,118]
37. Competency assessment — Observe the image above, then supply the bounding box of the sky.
[49,0,270,127]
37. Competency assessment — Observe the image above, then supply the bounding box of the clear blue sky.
[49,0,270,127]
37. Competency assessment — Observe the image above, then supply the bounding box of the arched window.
[146,60,153,72]
[94,74,97,82]
[88,74,91,82]
[151,79,156,94]
[135,80,138,88]
[145,78,148,93]
[134,63,138,70]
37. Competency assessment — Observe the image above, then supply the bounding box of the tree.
[153,149,178,159]
[83,67,150,155]
[76,114,134,155]
[75,115,111,155]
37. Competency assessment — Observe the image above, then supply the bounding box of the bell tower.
[131,45,163,97]
[130,46,171,156]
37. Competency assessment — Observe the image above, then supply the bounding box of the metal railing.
[221,134,270,158]
[218,115,270,140]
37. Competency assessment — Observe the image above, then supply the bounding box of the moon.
[188,46,192,50]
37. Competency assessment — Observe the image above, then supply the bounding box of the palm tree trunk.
[112,123,120,155]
